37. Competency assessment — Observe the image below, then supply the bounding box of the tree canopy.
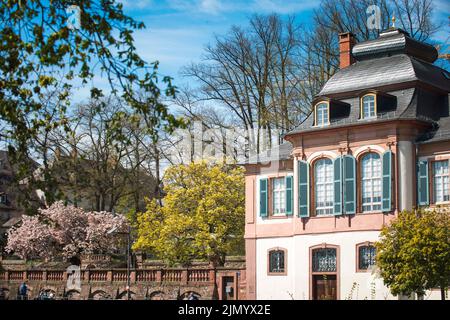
[133,160,245,266]
[5,201,127,260]
[376,208,450,300]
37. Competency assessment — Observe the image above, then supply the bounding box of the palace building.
[243,28,450,300]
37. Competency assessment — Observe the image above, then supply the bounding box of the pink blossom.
[5,201,128,260]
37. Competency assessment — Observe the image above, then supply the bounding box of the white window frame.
[272,177,286,215]
[361,94,376,119]
[315,102,329,127]
[433,160,450,203]
[361,153,382,212]
[315,158,334,216]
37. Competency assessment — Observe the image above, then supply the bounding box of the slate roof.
[244,142,292,165]
[244,29,450,164]
[319,54,450,96]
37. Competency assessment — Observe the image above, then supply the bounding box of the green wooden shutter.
[382,151,393,212]
[417,160,429,206]
[334,157,343,215]
[285,176,293,215]
[343,155,356,214]
[298,160,309,217]
[260,178,268,217]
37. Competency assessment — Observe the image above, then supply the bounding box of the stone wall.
[0,267,246,300]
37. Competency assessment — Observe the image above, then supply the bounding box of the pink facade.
[243,29,450,300]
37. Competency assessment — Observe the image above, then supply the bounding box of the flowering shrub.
[5,201,128,260]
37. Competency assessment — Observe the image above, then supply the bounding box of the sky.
[74,0,449,101]
[120,0,321,83]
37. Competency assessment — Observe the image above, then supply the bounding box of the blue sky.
[118,0,449,83]
[74,0,449,101]
[120,0,321,81]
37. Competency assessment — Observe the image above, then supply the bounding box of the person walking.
[18,281,28,300]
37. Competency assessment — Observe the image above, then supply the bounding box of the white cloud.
[167,0,320,15]
[250,0,320,14]
[121,0,153,10]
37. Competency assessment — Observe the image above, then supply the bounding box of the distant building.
[0,151,27,243]
[243,29,450,300]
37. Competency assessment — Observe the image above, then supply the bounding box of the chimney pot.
[339,32,356,69]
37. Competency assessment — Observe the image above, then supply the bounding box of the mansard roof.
[319,54,449,96]
[244,29,450,164]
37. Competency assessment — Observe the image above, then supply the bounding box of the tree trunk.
[441,287,446,300]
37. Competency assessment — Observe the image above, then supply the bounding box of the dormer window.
[315,102,329,126]
[361,94,376,119]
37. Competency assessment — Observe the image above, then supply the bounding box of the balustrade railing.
[0,267,223,284]
[47,271,64,281]
[162,270,182,282]
[27,271,44,281]
[136,270,157,282]
[112,270,127,282]
[89,270,108,282]
[188,269,210,282]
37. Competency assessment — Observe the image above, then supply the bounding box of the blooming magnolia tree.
[5,201,128,260]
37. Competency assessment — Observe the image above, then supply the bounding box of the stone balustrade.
[0,268,215,285]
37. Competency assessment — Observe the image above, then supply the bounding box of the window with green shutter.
[382,151,393,212]
[260,178,268,217]
[417,160,429,206]
[298,160,309,217]
[285,176,293,215]
[334,157,343,215]
[343,155,356,214]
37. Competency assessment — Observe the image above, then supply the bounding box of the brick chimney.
[339,32,356,69]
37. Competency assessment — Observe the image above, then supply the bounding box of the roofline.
[284,117,433,140]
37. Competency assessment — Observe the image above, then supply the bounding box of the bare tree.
[182,14,309,154]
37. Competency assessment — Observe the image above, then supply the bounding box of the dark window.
[269,250,285,273]
[312,248,336,272]
[0,194,7,204]
[358,245,376,270]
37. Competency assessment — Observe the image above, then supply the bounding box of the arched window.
[268,249,286,274]
[361,153,382,212]
[312,248,337,272]
[361,95,376,119]
[315,102,329,126]
[357,243,376,271]
[315,158,334,216]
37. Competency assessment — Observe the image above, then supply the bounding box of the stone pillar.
[155,270,162,282]
[181,270,188,285]
[398,141,414,211]
[107,270,113,282]
[293,154,299,217]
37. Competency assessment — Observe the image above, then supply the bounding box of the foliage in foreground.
[376,208,449,299]
[133,160,245,266]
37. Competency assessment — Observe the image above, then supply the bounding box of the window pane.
[272,178,286,214]
[361,153,382,212]
[315,159,334,216]
[362,95,376,119]
[269,250,285,273]
[312,248,336,272]
[316,103,328,126]
[433,161,449,203]
[358,245,376,270]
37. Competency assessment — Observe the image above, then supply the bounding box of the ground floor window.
[357,243,376,271]
[268,249,286,274]
[312,248,337,272]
